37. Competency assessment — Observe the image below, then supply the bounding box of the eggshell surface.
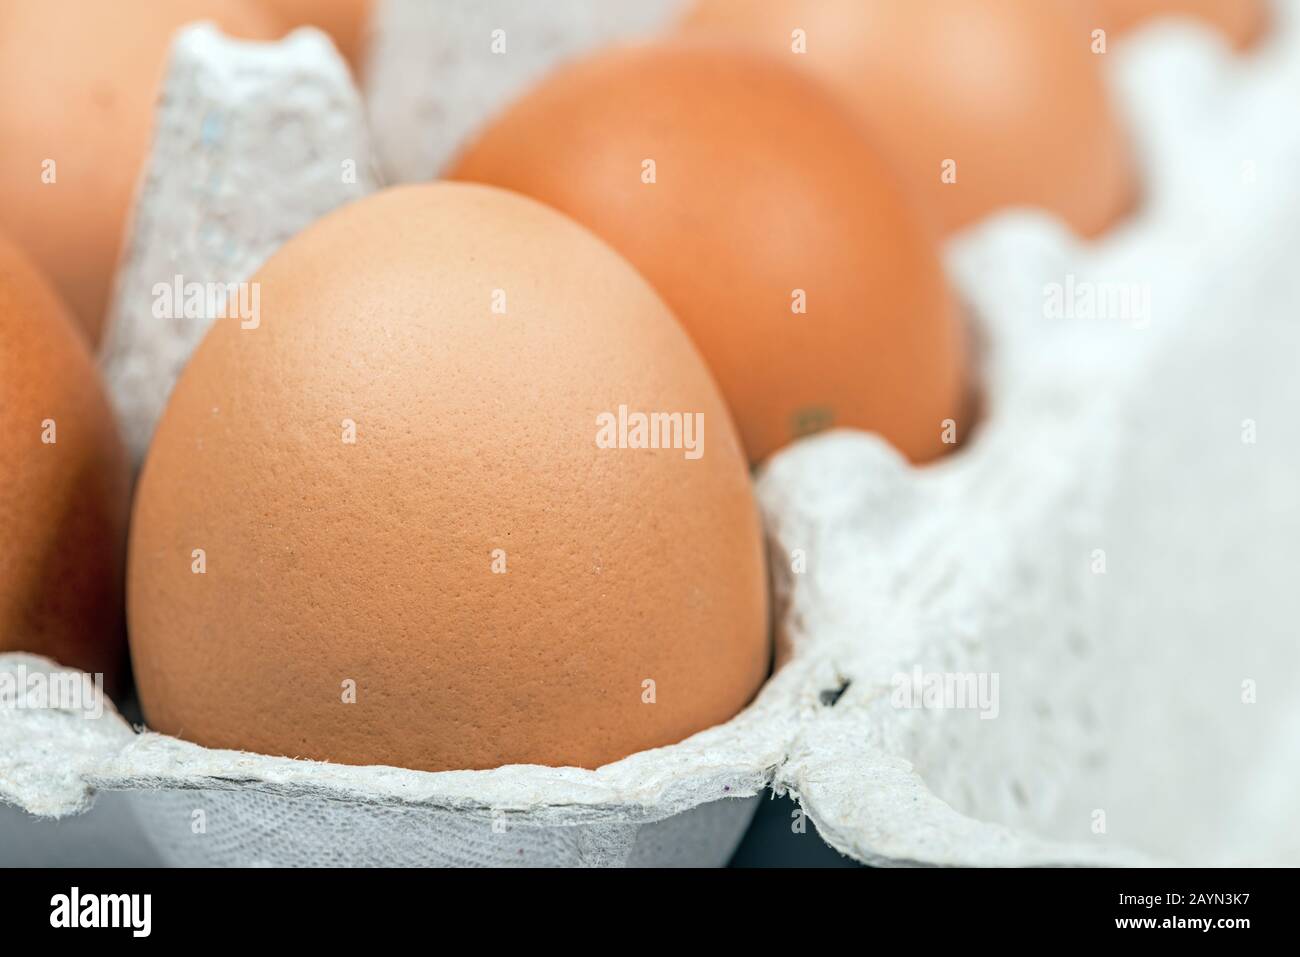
[0,232,131,685]
[1089,0,1269,50]
[449,43,969,465]
[128,183,769,773]
[680,0,1138,238]
[0,0,282,344]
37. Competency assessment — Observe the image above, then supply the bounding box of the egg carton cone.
[99,24,380,465]
[4,8,1300,867]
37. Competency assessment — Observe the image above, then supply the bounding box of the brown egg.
[449,42,969,465]
[1088,0,1269,50]
[680,0,1138,238]
[129,183,769,772]
[0,232,131,686]
[257,0,372,69]
[0,0,282,345]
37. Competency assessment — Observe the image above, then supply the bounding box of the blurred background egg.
[0,0,282,345]
[1088,0,1270,50]
[449,42,970,466]
[0,231,130,687]
[680,0,1139,238]
[257,0,372,71]
[128,183,769,773]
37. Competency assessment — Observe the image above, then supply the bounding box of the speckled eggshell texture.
[128,183,770,773]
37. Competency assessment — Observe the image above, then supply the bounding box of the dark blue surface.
[729,791,864,867]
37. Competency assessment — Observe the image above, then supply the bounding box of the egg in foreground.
[449,42,970,466]
[129,183,770,772]
[680,0,1138,238]
[0,232,131,686]
[0,0,282,344]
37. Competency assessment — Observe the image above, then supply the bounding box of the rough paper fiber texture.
[121,789,759,868]
[4,15,1300,866]
[366,0,689,183]
[99,25,378,464]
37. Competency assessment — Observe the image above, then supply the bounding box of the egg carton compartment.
[4,4,1300,867]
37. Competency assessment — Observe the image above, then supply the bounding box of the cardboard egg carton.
[3,1,1300,866]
